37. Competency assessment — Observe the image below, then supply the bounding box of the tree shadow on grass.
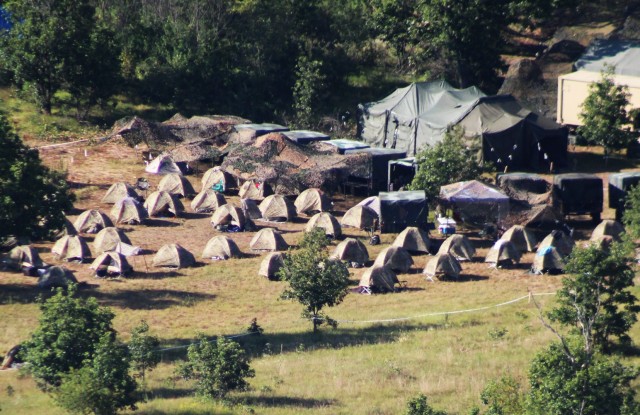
[86,288,215,310]
[239,395,336,409]
[128,270,184,279]
[145,218,181,227]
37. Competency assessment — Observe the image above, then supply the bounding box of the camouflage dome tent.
[153,244,196,268]
[239,179,272,200]
[341,205,378,230]
[90,252,132,277]
[38,266,77,288]
[373,246,414,273]
[74,210,114,234]
[531,246,565,275]
[392,226,431,254]
[294,188,331,215]
[331,238,369,267]
[424,253,462,280]
[485,240,521,267]
[499,225,537,252]
[590,220,625,242]
[144,190,185,217]
[259,195,297,222]
[102,182,139,204]
[305,212,342,238]
[52,235,91,262]
[539,230,574,257]
[358,265,397,293]
[191,189,226,213]
[437,234,476,261]
[7,245,44,271]
[201,167,234,193]
[145,154,182,175]
[158,173,196,198]
[111,197,148,224]
[202,236,242,260]
[93,227,131,254]
[250,228,288,252]
[210,204,246,229]
[258,252,286,280]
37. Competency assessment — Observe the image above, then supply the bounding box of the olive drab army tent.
[158,173,196,198]
[8,245,44,270]
[201,167,234,193]
[359,265,397,293]
[52,235,91,262]
[331,238,369,267]
[153,244,196,268]
[250,228,288,252]
[340,205,378,230]
[423,253,462,280]
[591,220,625,242]
[90,252,132,277]
[111,197,148,225]
[38,266,77,288]
[239,179,272,200]
[437,234,476,261]
[73,209,114,234]
[202,236,242,260]
[532,246,565,275]
[258,195,297,222]
[294,188,331,215]
[538,230,574,257]
[258,252,286,280]
[210,204,246,229]
[145,154,182,175]
[499,225,537,252]
[305,212,342,238]
[191,189,227,213]
[102,182,139,204]
[93,227,131,254]
[373,246,414,273]
[392,226,432,254]
[485,240,521,266]
[144,191,185,217]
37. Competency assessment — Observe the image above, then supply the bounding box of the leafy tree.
[299,227,330,251]
[21,285,115,388]
[177,334,254,400]
[527,340,639,415]
[578,67,634,160]
[623,184,640,239]
[278,241,350,332]
[478,376,525,415]
[292,55,325,129]
[405,394,448,415]
[53,333,138,415]
[0,113,74,242]
[547,241,640,352]
[409,126,485,204]
[128,320,161,386]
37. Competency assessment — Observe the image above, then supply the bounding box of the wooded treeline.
[0,0,581,125]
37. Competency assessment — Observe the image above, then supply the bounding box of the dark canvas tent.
[357,191,428,233]
[439,180,509,226]
[609,172,640,220]
[553,173,603,220]
[343,148,407,191]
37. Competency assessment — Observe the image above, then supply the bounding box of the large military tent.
[111,197,148,224]
[392,226,431,253]
[191,189,226,213]
[8,245,44,270]
[158,173,196,198]
[439,181,510,226]
[305,212,342,238]
[359,81,568,169]
[102,182,139,204]
[259,195,296,221]
[201,167,234,193]
[202,236,242,260]
[52,235,91,262]
[294,188,331,215]
[423,253,462,280]
[359,265,397,293]
[74,210,113,234]
[250,228,288,252]
[357,191,428,233]
[144,190,185,217]
[499,225,537,252]
[437,234,475,261]
[258,252,287,280]
[90,252,132,277]
[210,204,246,229]
[153,244,196,268]
[373,246,414,273]
[331,238,369,267]
[38,266,77,288]
[93,227,131,254]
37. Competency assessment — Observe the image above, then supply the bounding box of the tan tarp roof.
[392,227,431,253]
[499,225,537,252]
[90,252,132,276]
[210,204,246,228]
[52,235,91,262]
[591,220,625,242]
[102,182,139,204]
[359,265,397,293]
[8,245,44,269]
[423,253,462,279]
[191,189,226,213]
[202,236,242,259]
[158,173,196,198]
[294,188,331,214]
[202,167,234,192]
[485,240,521,264]
[73,210,113,234]
[305,212,342,238]
[259,195,297,221]
[437,234,475,261]
[153,244,196,268]
[38,266,77,288]
[258,252,286,280]
[539,230,574,257]
[239,179,271,200]
[532,246,565,274]
[93,227,131,254]
[331,238,369,265]
[250,228,288,252]
[144,191,185,217]
[340,205,377,229]
[373,246,413,274]
[111,197,148,224]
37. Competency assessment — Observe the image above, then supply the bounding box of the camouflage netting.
[221,133,372,195]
